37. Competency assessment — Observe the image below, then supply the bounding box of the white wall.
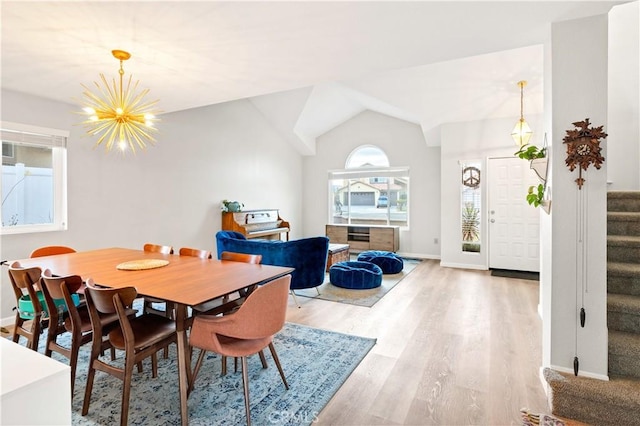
[544,14,609,379]
[302,110,440,258]
[0,89,302,321]
[607,1,640,190]
[440,114,544,269]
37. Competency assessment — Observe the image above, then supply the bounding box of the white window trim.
[1,121,69,235]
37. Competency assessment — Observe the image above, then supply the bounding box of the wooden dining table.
[14,247,294,426]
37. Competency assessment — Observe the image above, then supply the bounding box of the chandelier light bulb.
[79,49,160,154]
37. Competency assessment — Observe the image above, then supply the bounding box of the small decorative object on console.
[562,118,607,189]
[221,199,244,212]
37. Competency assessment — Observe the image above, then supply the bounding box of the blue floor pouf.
[357,250,404,274]
[329,261,383,289]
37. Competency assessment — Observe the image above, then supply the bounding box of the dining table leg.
[176,303,190,426]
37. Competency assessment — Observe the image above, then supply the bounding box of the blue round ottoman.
[357,251,404,274]
[329,261,383,289]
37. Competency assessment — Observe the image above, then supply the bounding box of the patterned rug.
[20,321,375,425]
[294,258,420,307]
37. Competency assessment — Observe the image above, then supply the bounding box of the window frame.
[328,165,410,228]
[1,121,69,235]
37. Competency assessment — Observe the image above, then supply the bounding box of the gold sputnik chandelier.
[80,50,160,153]
[511,80,533,147]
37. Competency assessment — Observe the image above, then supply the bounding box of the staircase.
[545,191,640,425]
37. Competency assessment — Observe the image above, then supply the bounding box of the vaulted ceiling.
[1,1,624,154]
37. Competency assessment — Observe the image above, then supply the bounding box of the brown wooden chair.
[7,262,47,351]
[30,245,76,258]
[40,270,122,397]
[189,274,291,426]
[191,251,263,318]
[179,247,213,259]
[142,243,174,318]
[220,251,262,264]
[82,282,177,426]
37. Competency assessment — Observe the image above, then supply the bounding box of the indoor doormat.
[295,258,421,307]
[491,269,539,281]
[10,322,375,426]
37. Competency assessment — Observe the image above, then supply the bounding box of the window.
[329,145,409,227]
[461,160,481,253]
[1,121,68,234]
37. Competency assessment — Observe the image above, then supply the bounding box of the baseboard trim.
[397,252,440,260]
[1,315,14,328]
[549,364,610,381]
[440,262,488,270]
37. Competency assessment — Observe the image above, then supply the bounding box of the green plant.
[462,202,480,242]
[527,184,545,207]
[397,193,407,211]
[221,199,244,212]
[514,144,546,160]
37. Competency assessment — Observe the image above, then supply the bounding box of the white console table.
[1,338,71,425]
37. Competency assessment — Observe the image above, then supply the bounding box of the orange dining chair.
[7,262,46,351]
[40,270,122,397]
[189,274,291,426]
[142,243,174,318]
[179,247,213,259]
[220,251,262,265]
[30,245,76,258]
[82,282,177,426]
[195,250,265,375]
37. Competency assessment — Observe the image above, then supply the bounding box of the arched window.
[328,145,409,227]
[345,145,389,168]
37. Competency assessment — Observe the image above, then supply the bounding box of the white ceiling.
[1,1,625,153]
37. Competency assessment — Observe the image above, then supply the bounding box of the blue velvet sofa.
[215,231,329,291]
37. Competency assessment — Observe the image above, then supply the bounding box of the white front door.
[488,157,540,272]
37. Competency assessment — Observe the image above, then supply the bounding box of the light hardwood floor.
[285,259,550,425]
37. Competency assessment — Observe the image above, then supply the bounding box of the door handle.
[490,219,495,223]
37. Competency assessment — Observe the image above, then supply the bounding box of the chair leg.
[189,349,207,395]
[120,356,135,426]
[315,287,321,296]
[151,353,158,378]
[82,347,100,416]
[290,290,301,308]
[69,333,81,397]
[29,317,42,351]
[258,350,267,369]
[44,329,56,357]
[222,356,227,376]
[241,357,252,426]
[268,342,289,390]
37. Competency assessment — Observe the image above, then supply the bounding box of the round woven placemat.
[116,259,170,271]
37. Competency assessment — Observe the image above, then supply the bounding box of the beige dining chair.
[189,274,291,426]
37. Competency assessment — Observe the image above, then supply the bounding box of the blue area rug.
[31,321,375,425]
[295,258,421,307]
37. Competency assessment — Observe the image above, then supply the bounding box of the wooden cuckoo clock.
[562,118,607,189]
